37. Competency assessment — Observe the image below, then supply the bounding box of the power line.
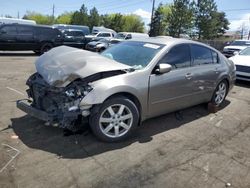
[222,8,250,12]
[97,0,149,12]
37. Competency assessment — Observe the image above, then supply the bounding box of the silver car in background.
[17,37,236,142]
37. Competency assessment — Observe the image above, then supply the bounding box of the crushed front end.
[16,73,92,129]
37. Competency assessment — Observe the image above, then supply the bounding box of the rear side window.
[191,44,214,66]
[17,26,33,35]
[158,44,191,69]
[211,50,219,64]
[1,25,17,34]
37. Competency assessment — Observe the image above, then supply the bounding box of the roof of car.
[62,29,83,32]
[130,36,194,45]
[129,36,219,52]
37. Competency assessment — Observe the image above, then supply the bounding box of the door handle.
[185,73,193,80]
[214,67,219,74]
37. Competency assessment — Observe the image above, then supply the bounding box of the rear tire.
[40,43,53,54]
[89,96,139,142]
[211,80,228,106]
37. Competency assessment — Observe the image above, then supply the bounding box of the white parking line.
[6,87,25,96]
[0,144,21,173]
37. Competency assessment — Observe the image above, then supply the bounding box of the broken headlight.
[65,84,92,98]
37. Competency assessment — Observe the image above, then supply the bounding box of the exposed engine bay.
[25,70,126,129]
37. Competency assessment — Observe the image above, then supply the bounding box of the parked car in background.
[0,17,36,25]
[85,31,115,42]
[229,47,250,81]
[92,26,116,36]
[0,24,63,54]
[17,37,235,142]
[61,29,87,49]
[115,32,149,40]
[52,24,90,35]
[86,38,120,52]
[223,40,250,57]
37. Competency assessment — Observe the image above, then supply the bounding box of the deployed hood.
[229,55,250,66]
[35,46,131,87]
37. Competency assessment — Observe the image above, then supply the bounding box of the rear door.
[0,25,17,50]
[190,44,222,102]
[16,25,35,50]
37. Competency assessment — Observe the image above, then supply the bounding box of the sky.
[1,0,250,31]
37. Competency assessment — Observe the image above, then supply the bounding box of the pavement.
[0,51,250,188]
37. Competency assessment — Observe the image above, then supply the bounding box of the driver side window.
[158,44,191,69]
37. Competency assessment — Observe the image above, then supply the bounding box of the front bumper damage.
[17,99,49,122]
[16,73,92,129]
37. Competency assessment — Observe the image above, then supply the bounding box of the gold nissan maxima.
[17,37,236,142]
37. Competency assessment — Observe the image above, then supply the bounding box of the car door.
[190,44,222,102]
[16,25,35,50]
[0,25,17,50]
[148,44,197,117]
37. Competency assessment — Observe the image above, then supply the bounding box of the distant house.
[223,31,241,39]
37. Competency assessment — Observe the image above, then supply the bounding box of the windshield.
[101,41,164,69]
[230,40,250,46]
[239,47,250,56]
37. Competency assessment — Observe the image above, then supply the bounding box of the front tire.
[89,97,139,142]
[211,80,228,106]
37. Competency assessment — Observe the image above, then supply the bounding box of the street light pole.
[150,0,155,32]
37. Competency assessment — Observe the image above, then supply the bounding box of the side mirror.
[154,63,172,74]
[233,51,239,56]
[0,30,7,35]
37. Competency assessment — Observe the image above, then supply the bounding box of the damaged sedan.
[17,37,236,142]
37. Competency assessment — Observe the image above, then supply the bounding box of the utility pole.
[150,0,155,35]
[52,4,55,23]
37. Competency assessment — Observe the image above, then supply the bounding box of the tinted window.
[1,25,17,34]
[126,34,132,39]
[211,50,219,64]
[230,40,250,46]
[98,33,111,37]
[17,26,33,35]
[158,44,191,69]
[192,45,213,66]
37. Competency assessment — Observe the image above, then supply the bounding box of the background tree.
[149,3,171,36]
[55,12,73,24]
[122,14,144,32]
[167,0,195,37]
[88,7,100,30]
[195,0,229,39]
[23,11,53,25]
[70,4,88,25]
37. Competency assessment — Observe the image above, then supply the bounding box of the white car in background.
[229,47,250,81]
[223,40,250,58]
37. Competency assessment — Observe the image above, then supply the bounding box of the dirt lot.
[0,51,250,188]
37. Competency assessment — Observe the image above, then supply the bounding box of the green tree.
[167,0,195,37]
[55,12,73,24]
[88,7,100,30]
[122,14,144,32]
[149,3,171,36]
[195,0,229,39]
[101,13,124,32]
[70,4,88,25]
[23,11,53,25]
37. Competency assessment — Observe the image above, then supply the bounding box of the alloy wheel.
[99,104,133,138]
[214,82,227,105]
